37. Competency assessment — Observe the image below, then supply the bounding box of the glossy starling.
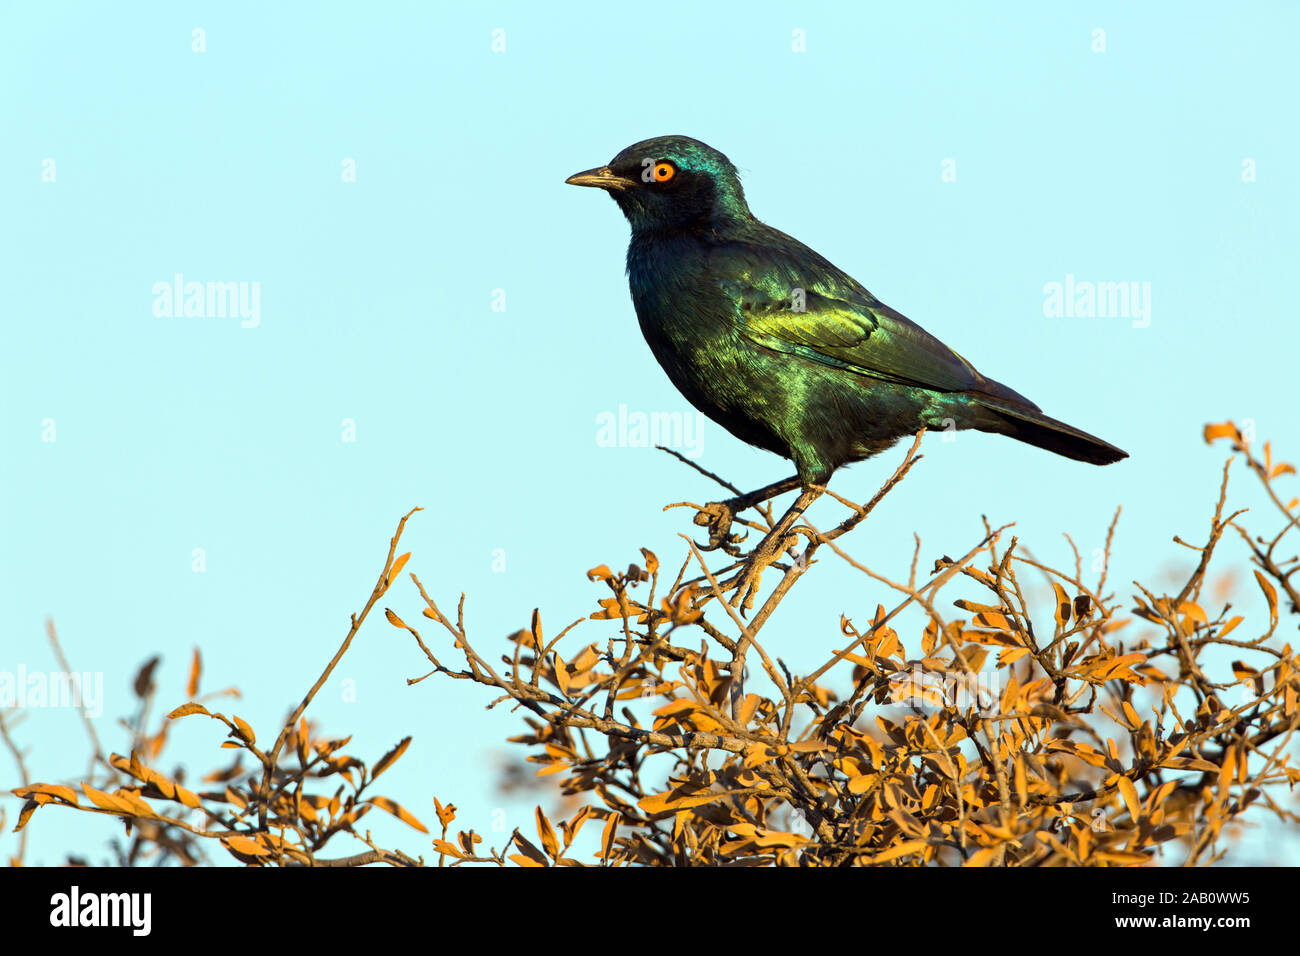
[566,136,1126,604]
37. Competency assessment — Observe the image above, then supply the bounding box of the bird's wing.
[713,237,1023,400]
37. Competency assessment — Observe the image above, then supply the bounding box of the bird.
[566,135,1127,607]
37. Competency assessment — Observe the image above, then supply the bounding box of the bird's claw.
[692,500,749,556]
[725,531,799,615]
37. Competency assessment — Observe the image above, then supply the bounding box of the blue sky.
[2,2,1297,864]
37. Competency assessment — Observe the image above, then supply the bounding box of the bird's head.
[565,135,751,235]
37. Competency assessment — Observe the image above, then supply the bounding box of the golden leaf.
[662,586,702,625]
[167,702,210,720]
[963,629,1019,647]
[372,736,412,781]
[973,610,1013,631]
[1051,582,1071,628]
[1096,849,1153,865]
[1231,661,1259,682]
[867,839,927,864]
[1161,756,1220,772]
[433,839,464,860]
[1146,780,1178,813]
[232,715,256,745]
[1218,747,1237,795]
[746,828,804,849]
[388,551,411,583]
[1202,422,1240,445]
[1116,776,1140,823]
[186,648,202,699]
[82,784,133,815]
[119,792,156,818]
[998,647,1030,667]
[536,807,559,858]
[847,775,876,795]
[222,835,271,857]
[367,796,429,833]
[600,814,620,862]
[511,833,549,867]
[1121,700,1141,729]
[13,783,79,805]
[1076,825,1092,862]
[1254,570,1278,633]
[553,653,571,696]
[922,617,939,656]
[963,846,999,867]
[297,717,310,767]
[789,739,828,754]
[638,788,727,815]
[14,799,39,832]
[1094,653,1147,681]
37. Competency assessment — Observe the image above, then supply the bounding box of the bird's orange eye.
[653,162,676,182]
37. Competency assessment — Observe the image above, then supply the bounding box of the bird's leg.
[692,474,804,556]
[726,486,823,613]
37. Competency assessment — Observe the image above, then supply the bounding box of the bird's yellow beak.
[564,165,634,192]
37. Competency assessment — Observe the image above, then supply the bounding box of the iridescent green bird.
[566,136,1126,603]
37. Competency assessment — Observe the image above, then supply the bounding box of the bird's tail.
[971,395,1128,466]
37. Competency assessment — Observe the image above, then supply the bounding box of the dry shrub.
[5,422,1298,866]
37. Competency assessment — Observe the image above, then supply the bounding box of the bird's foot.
[724,529,800,614]
[691,499,750,557]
